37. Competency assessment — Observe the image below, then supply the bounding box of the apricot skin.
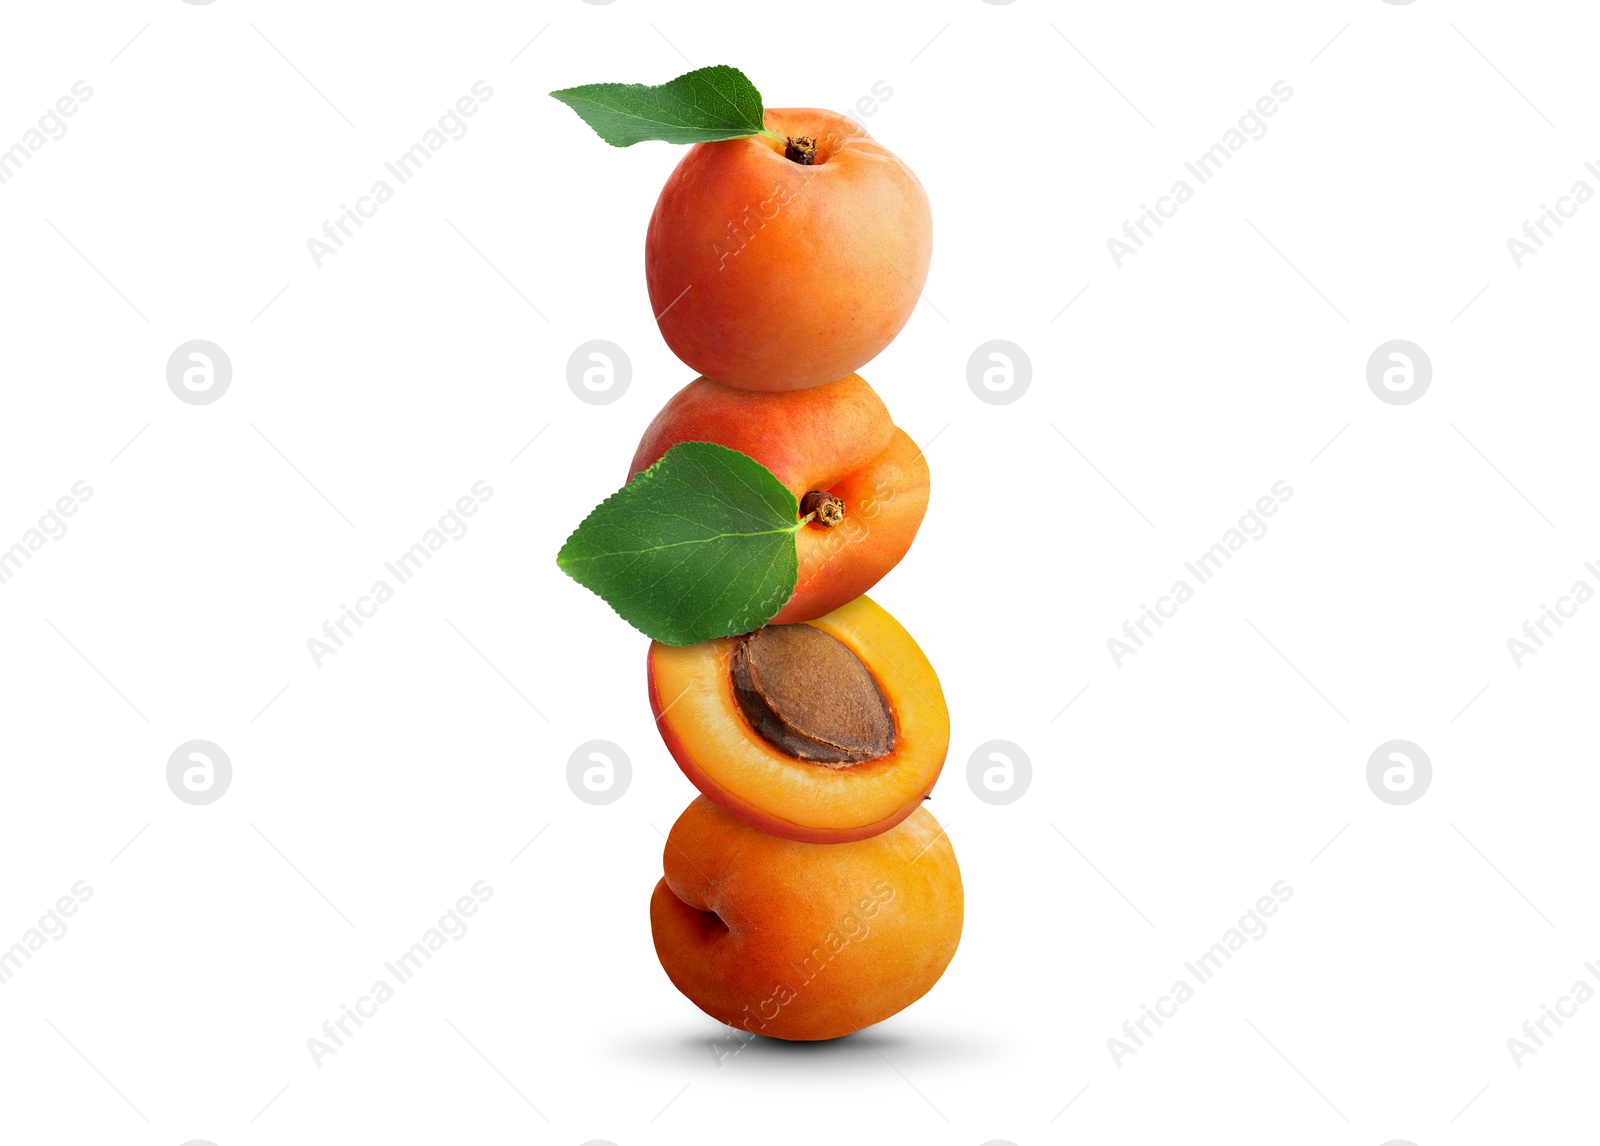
[645,109,933,391]
[648,595,949,844]
[651,796,962,1041]
[631,375,929,625]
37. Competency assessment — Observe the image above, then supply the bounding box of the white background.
[1,1,1597,1143]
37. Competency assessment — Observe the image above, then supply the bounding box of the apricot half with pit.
[630,373,929,625]
[650,794,963,1041]
[648,594,948,844]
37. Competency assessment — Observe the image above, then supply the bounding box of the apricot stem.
[799,491,845,528]
[784,135,818,165]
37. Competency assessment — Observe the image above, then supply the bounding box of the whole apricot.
[651,795,962,1041]
[631,374,928,625]
[645,109,932,391]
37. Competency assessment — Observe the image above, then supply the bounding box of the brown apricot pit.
[730,624,895,766]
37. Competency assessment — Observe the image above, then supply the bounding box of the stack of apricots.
[556,76,961,1042]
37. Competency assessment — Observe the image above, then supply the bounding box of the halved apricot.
[647,594,948,843]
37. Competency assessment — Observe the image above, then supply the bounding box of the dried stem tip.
[800,490,845,528]
[784,135,818,165]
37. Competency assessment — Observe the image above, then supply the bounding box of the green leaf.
[550,65,772,148]
[557,441,803,645]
